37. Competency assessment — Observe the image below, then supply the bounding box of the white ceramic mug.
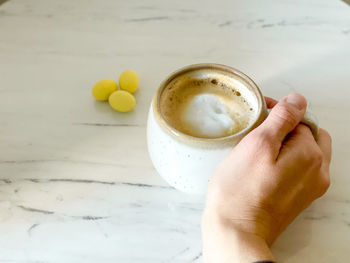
[147,64,318,194]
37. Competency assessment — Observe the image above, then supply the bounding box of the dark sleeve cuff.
[253,261,276,263]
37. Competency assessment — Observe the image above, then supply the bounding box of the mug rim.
[153,63,266,144]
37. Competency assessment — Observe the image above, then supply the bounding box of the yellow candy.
[92,79,118,101]
[109,90,136,112]
[119,70,139,93]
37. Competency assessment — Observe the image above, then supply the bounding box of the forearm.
[202,210,275,263]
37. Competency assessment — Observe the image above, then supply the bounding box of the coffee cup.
[147,64,318,194]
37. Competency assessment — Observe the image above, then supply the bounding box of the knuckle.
[303,146,323,166]
[312,149,324,167]
[297,124,312,135]
[319,175,331,195]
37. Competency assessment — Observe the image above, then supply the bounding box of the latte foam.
[160,77,255,138]
[183,94,235,137]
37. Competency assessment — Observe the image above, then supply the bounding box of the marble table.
[0,0,349,262]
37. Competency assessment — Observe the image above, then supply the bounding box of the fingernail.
[285,94,306,110]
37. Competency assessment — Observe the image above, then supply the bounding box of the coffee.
[160,77,255,138]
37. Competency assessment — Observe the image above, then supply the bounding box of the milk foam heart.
[182,94,235,138]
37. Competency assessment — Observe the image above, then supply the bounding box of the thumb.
[258,93,307,143]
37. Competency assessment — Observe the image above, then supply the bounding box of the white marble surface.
[0,0,349,262]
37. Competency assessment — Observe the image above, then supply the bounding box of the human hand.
[202,94,332,263]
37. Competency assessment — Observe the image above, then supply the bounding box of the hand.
[202,94,332,263]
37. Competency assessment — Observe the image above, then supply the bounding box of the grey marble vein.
[17,205,54,215]
[18,206,110,222]
[0,159,129,168]
[126,16,170,22]
[47,179,115,185]
[191,252,202,262]
[27,223,39,236]
[0,0,9,7]
[0,179,11,184]
[75,216,109,221]
[121,182,172,189]
[24,178,115,185]
[218,17,347,31]
[21,178,172,189]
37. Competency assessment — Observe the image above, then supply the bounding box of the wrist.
[202,209,275,263]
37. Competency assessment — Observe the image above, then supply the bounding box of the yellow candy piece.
[109,90,136,112]
[92,79,118,101]
[119,70,139,93]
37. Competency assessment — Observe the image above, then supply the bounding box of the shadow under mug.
[147,64,318,194]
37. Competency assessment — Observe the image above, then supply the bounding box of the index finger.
[265,96,278,109]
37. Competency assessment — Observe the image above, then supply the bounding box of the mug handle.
[267,109,319,140]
